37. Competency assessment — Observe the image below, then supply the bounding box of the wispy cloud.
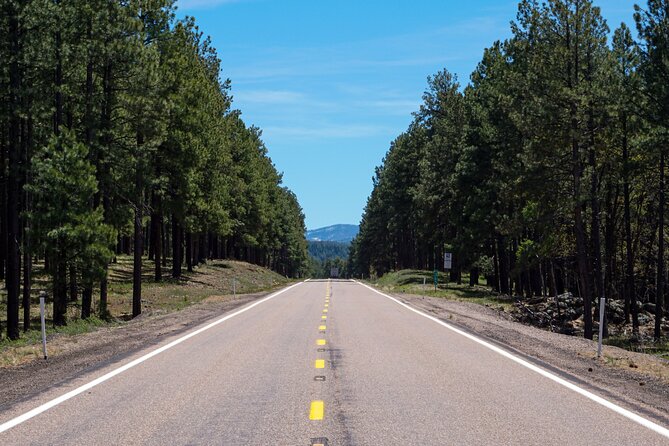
[223,16,508,84]
[234,90,305,104]
[354,99,421,116]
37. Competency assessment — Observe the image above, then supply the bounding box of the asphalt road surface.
[1,280,668,445]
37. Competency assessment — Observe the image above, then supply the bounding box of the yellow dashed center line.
[308,284,330,426]
[309,400,324,420]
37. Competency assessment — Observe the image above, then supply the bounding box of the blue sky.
[177,0,639,230]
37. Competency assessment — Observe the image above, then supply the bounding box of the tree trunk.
[81,281,93,319]
[199,233,207,264]
[172,215,182,278]
[22,117,32,332]
[6,4,21,340]
[99,274,109,319]
[53,241,68,326]
[186,232,193,272]
[132,136,143,319]
[655,151,665,341]
[589,129,605,338]
[0,136,6,283]
[151,192,162,282]
[162,220,168,267]
[469,268,479,286]
[69,265,78,302]
[623,122,639,332]
[497,235,510,295]
[22,237,31,332]
[97,51,114,320]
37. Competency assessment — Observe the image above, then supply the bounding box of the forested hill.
[307,225,359,243]
[349,0,669,341]
[308,241,350,263]
[0,1,308,340]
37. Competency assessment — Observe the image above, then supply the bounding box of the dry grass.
[0,256,291,367]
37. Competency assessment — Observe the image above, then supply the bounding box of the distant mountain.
[306,224,359,243]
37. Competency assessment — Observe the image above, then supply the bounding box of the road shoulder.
[0,290,278,411]
[374,287,669,425]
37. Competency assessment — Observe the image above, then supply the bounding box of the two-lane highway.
[1,280,668,445]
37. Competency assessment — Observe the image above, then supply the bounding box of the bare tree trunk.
[22,116,32,332]
[81,281,93,319]
[53,240,68,326]
[172,215,182,278]
[497,235,510,294]
[151,191,162,281]
[655,151,665,341]
[622,120,639,333]
[69,265,78,302]
[132,136,143,319]
[6,3,21,339]
[186,232,193,272]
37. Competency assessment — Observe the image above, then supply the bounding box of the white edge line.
[0,281,306,434]
[354,280,669,440]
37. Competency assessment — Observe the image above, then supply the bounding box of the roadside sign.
[330,267,339,278]
[433,270,438,291]
[444,252,452,270]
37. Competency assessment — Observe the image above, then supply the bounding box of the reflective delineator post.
[597,297,605,358]
[39,291,48,360]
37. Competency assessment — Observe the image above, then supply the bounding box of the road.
[1,280,668,445]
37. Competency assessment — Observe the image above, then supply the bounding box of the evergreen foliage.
[0,0,308,338]
[350,0,669,340]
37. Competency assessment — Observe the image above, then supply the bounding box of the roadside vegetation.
[375,269,514,311]
[0,257,290,367]
[374,269,669,360]
[350,0,669,351]
[0,1,309,342]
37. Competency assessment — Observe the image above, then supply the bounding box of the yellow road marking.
[323,309,328,313]
[324,303,329,307]
[319,325,326,330]
[315,359,325,369]
[309,401,324,420]
[321,315,327,320]
[316,339,326,346]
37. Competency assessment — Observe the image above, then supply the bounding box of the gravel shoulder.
[0,290,276,411]
[388,289,669,425]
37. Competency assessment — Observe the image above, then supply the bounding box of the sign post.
[433,270,438,291]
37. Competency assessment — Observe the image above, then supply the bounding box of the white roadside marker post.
[597,297,605,358]
[39,291,48,360]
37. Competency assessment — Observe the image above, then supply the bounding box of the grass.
[0,256,291,367]
[604,336,669,362]
[374,269,514,311]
